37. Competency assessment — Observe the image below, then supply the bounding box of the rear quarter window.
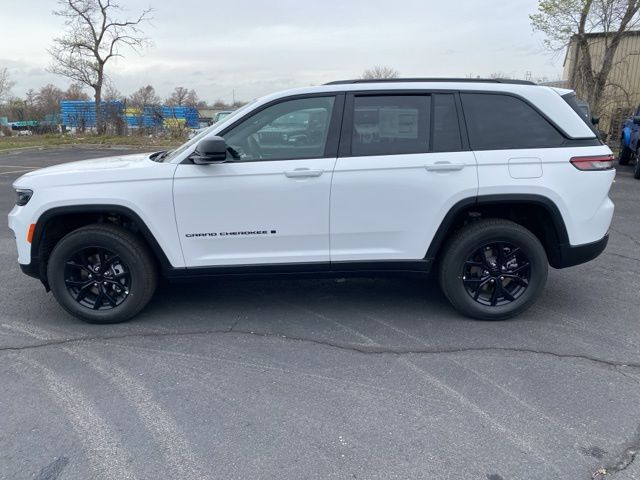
[461,93,564,150]
[562,93,599,136]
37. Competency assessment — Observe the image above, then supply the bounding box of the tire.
[634,158,640,179]
[47,224,157,323]
[438,219,548,321]
[619,147,633,165]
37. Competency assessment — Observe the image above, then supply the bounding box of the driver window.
[223,96,335,161]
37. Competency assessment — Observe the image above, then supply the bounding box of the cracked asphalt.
[1,147,639,480]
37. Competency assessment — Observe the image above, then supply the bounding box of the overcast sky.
[0,0,565,103]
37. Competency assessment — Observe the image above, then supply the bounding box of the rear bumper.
[555,234,608,269]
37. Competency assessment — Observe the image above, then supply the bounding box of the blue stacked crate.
[60,100,123,128]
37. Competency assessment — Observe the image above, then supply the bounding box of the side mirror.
[191,137,228,164]
[591,116,600,126]
[633,116,640,125]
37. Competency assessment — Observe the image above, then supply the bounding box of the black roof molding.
[325,78,537,86]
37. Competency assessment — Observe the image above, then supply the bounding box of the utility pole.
[232,89,235,105]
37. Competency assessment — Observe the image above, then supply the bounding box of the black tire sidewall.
[619,147,632,165]
[47,227,155,323]
[440,222,548,320]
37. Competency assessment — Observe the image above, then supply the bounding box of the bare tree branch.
[531,0,640,116]
[48,0,152,133]
[0,67,15,104]
[361,65,400,80]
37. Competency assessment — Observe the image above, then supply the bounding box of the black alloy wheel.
[47,224,157,323]
[64,246,130,310]
[462,242,530,307]
[438,219,548,321]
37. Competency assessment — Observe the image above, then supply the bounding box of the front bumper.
[19,263,40,279]
[8,205,33,265]
[554,234,609,269]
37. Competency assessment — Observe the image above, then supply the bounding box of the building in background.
[563,31,640,140]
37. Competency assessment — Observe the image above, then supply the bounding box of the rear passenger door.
[329,92,478,263]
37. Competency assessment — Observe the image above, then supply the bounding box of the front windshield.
[161,100,258,162]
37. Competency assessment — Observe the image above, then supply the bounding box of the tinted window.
[562,93,598,135]
[351,95,430,156]
[433,94,462,152]
[223,96,335,161]
[462,93,564,150]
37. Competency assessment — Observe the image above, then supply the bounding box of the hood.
[21,151,154,177]
[13,151,175,189]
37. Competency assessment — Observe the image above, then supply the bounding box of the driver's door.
[173,95,342,267]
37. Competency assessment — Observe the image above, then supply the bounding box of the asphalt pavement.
[1,146,639,480]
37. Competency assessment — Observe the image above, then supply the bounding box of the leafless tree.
[489,72,514,80]
[531,0,640,115]
[48,0,152,134]
[212,98,228,109]
[129,84,161,133]
[167,86,198,107]
[36,84,65,117]
[65,83,91,100]
[129,84,160,107]
[361,65,400,80]
[103,80,122,102]
[25,89,38,110]
[0,67,15,104]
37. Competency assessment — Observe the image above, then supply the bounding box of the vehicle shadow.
[137,276,507,350]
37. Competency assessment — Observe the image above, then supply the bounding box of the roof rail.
[324,78,537,86]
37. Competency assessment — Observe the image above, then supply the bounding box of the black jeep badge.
[186,230,277,238]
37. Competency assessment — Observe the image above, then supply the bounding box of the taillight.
[570,155,614,171]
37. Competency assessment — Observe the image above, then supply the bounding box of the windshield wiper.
[151,150,172,162]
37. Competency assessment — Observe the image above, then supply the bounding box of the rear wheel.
[438,219,548,320]
[619,146,633,165]
[47,224,157,323]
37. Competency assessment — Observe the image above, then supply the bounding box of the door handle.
[284,168,324,178]
[425,162,466,172]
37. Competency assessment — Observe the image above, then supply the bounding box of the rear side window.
[461,93,564,150]
[433,94,462,152]
[561,93,599,136]
[351,95,430,156]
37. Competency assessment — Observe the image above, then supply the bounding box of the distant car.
[213,110,233,123]
[188,128,206,139]
[618,105,640,179]
[188,111,236,138]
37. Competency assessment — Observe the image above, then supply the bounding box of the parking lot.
[0,146,639,479]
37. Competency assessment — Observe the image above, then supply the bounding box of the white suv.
[8,79,615,323]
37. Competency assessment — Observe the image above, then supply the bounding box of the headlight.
[15,189,33,206]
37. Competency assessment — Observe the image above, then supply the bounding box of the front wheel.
[438,219,548,320]
[47,224,157,323]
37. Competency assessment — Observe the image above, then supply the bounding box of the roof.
[571,29,640,40]
[326,78,536,86]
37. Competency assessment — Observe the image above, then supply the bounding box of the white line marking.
[68,346,208,480]
[15,356,139,480]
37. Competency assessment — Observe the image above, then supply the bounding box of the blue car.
[619,106,640,178]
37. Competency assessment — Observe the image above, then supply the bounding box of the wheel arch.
[426,194,570,269]
[30,204,173,288]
